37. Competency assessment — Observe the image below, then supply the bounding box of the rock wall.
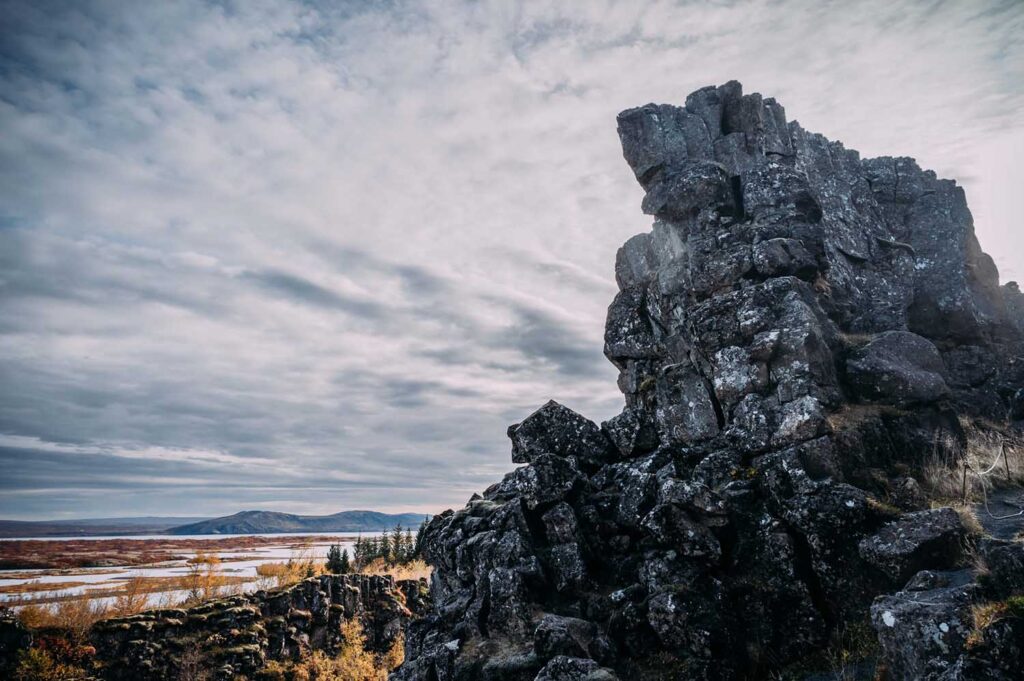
[91,574,428,680]
[393,82,1024,681]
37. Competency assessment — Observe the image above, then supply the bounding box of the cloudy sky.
[1,0,1022,520]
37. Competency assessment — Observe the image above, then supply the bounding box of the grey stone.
[871,570,977,681]
[847,331,950,405]
[533,656,619,681]
[859,508,966,585]
[508,401,614,469]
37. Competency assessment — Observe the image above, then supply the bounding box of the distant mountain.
[167,510,429,535]
[0,516,211,538]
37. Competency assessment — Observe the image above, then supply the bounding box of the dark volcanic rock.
[858,507,966,586]
[90,574,426,680]
[534,614,613,664]
[871,570,977,681]
[509,400,615,470]
[846,331,951,406]
[534,655,618,681]
[394,82,1024,681]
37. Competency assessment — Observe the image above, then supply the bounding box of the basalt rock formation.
[90,574,427,680]
[393,82,1024,681]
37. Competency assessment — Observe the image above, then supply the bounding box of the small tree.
[112,576,148,617]
[184,551,222,604]
[370,532,382,561]
[414,517,429,558]
[354,534,365,569]
[340,548,351,574]
[403,528,415,562]
[326,544,345,574]
[390,524,404,565]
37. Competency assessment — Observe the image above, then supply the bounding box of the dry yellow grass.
[358,558,431,582]
[16,598,111,642]
[257,619,403,681]
[255,545,325,589]
[921,423,1023,504]
[966,596,1024,649]
[0,580,91,595]
[951,503,985,536]
[824,403,907,432]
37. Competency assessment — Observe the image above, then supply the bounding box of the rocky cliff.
[393,82,1024,681]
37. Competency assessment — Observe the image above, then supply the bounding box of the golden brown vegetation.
[13,647,91,681]
[921,422,1024,504]
[255,543,324,589]
[966,595,1024,648]
[180,551,248,605]
[9,632,97,680]
[357,558,431,582]
[0,581,91,596]
[256,620,403,681]
[0,535,349,570]
[16,598,111,642]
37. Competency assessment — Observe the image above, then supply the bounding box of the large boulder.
[534,614,613,664]
[858,508,966,586]
[846,331,951,405]
[508,401,615,469]
[871,570,977,681]
[534,656,619,681]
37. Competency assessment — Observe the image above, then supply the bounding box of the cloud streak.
[0,0,1022,519]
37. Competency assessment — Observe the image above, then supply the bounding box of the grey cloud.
[241,269,385,318]
[489,303,607,379]
[0,0,1021,519]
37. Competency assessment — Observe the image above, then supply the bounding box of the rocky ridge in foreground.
[393,82,1024,681]
[0,574,428,679]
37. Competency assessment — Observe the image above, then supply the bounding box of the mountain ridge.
[0,510,430,537]
[0,517,211,538]
[167,509,429,535]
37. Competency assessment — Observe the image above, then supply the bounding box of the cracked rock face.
[393,82,1024,681]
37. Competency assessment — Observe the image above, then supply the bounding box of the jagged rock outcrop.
[394,82,1024,681]
[91,574,428,680]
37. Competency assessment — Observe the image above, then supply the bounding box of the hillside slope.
[168,509,427,534]
[0,517,211,538]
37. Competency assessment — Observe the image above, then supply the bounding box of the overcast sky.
[1,0,1022,520]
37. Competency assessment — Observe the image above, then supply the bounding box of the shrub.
[17,598,111,642]
[358,558,431,582]
[110,577,149,618]
[251,619,403,681]
[13,648,89,681]
[183,551,225,605]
